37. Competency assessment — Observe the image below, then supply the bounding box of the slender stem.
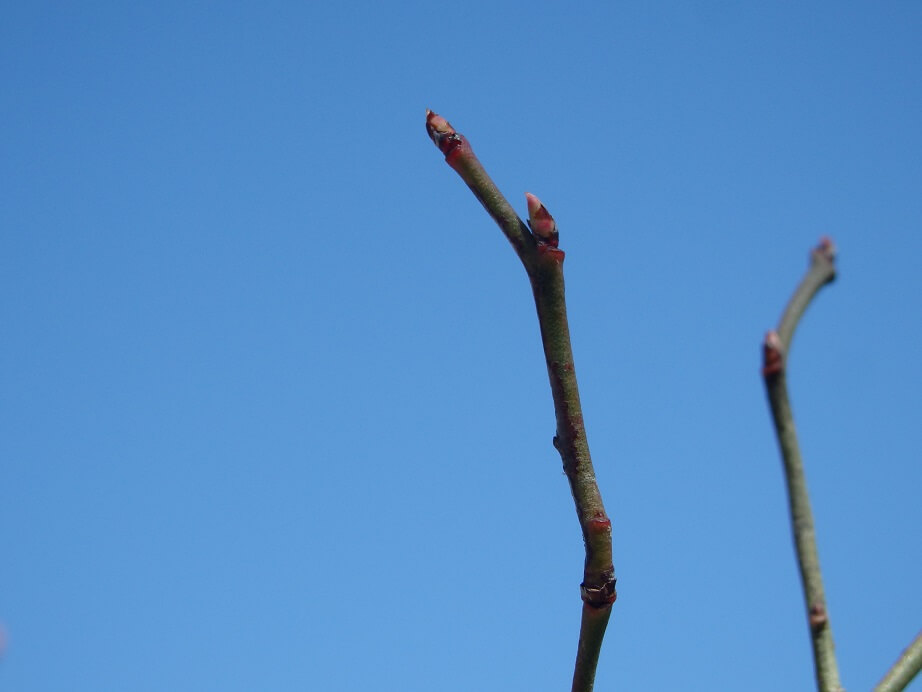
[425,110,534,257]
[776,237,837,354]
[531,250,615,692]
[571,604,611,692]
[426,111,615,692]
[762,238,840,692]
[874,630,922,692]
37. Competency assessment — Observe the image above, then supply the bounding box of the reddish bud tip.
[762,330,784,376]
[812,236,837,265]
[425,109,465,159]
[425,109,454,138]
[525,192,559,247]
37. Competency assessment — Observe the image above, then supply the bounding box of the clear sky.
[2,2,920,690]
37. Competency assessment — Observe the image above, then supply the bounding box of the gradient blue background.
[2,2,920,690]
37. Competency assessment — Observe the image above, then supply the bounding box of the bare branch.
[426,111,615,692]
[874,630,922,692]
[762,238,840,692]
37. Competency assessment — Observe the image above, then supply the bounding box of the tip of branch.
[425,109,454,137]
[425,109,465,159]
[811,236,837,267]
[762,330,784,377]
[525,192,559,247]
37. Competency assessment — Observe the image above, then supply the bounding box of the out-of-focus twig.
[762,237,841,691]
[874,630,922,692]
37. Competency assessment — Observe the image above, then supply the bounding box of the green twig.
[426,111,615,692]
[762,237,841,692]
[874,630,922,692]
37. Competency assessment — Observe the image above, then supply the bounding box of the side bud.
[762,330,784,376]
[525,192,559,247]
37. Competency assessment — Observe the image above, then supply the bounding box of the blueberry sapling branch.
[762,237,841,692]
[426,111,615,692]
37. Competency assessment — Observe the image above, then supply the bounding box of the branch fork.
[426,110,614,692]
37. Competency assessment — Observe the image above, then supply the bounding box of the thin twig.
[426,111,615,692]
[762,237,841,692]
[874,630,922,692]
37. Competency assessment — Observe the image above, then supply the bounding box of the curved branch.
[426,110,615,692]
[776,237,837,353]
[762,237,840,692]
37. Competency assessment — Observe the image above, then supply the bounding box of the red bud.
[525,192,559,247]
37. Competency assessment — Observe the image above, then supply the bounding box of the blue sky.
[2,2,920,690]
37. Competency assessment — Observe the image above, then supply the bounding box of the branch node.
[761,330,785,377]
[537,245,566,263]
[587,512,611,534]
[809,603,828,632]
[580,574,617,608]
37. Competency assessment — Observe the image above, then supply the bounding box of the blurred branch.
[874,630,922,692]
[761,238,841,692]
[426,110,615,692]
